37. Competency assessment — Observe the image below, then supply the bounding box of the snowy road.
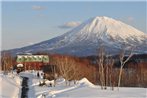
[19,72,36,98]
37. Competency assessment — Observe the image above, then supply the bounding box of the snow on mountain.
[62,16,146,42]
[9,16,147,56]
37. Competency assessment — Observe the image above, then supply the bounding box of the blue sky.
[2,1,146,50]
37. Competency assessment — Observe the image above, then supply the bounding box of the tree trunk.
[118,65,123,90]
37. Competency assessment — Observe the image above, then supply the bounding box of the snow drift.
[77,78,96,88]
[0,72,22,98]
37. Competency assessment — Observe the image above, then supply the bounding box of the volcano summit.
[9,16,147,56]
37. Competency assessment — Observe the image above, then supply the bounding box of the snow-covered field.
[0,71,22,98]
[0,71,147,98]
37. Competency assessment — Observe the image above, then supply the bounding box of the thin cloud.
[32,5,46,11]
[59,21,81,29]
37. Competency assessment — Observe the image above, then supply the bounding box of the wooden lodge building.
[16,54,49,71]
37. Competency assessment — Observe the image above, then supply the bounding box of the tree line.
[1,49,147,88]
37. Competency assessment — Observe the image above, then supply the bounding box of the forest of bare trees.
[49,54,95,85]
[1,51,147,87]
[1,52,14,72]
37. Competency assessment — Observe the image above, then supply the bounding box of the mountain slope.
[9,16,147,56]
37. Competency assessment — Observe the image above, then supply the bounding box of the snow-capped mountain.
[9,16,147,56]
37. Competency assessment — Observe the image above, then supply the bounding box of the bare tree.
[117,47,134,90]
[105,56,114,90]
[57,56,80,86]
[97,46,105,89]
[1,52,13,72]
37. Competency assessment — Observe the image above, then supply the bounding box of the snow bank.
[45,79,55,86]
[37,78,96,97]
[77,78,96,88]
[56,78,65,85]
[0,73,22,98]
